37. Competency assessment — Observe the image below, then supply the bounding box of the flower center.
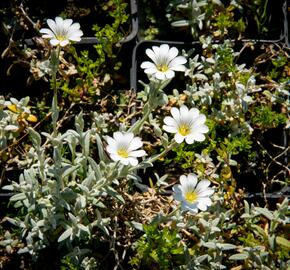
[56,35,67,41]
[117,148,129,158]
[178,124,191,136]
[185,191,198,203]
[157,64,169,72]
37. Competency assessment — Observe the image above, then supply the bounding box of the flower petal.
[123,132,134,143]
[169,56,187,67]
[170,107,180,121]
[128,157,138,166]
[141,61,156,69]
[163,124,177,133]
[129,150,146,157]
[198,197,212,207]
[197,201,208,211]
[47,19,57,33]
[185,136,195,144]
[180,105,189,116]
[167,47,179,62]
[194,124,209,134]
[155,71,166,80]
[69,22,81,31]
[113,131,123,141]
[179,175,188,187]
[163,116,177,127]
[50,39,60,46]
[198,188,214,197]
[194,114,207,125]
[187,174,198,188]
[164,70,175,79]
[174,133,185,143]
[195,180,211,192]
[191,132,206,142]
[63,18,73,29]
[39,28,54,35]
[146,48,158,63]
[128,137,142,151]
[60,40,69,47]
[55,17,64,26]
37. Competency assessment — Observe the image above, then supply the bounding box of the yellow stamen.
[185,191,198,203]
[178,124,190,136]
[56,35,67,41]
[157,64,169,72]
[117,148,129,158]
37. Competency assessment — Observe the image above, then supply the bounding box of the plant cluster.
[0,1,289,269]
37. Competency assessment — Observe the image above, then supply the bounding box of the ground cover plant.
[0,1,289,269]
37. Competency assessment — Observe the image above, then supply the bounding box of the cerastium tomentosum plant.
[2,37,213,265]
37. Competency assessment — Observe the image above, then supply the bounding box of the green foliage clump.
[252,105,287,129]
[130,223,184,269]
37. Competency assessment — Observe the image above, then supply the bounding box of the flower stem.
[146,141,178,164]
[129,81,162,134]
[51,47,61,137]
[131,141,178,173]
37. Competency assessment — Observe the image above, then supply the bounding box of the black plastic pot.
[136,0,287,43]
[130,39,202,91]
[244,186,290,208]
[130,39,289,203]
[24,0,138,46]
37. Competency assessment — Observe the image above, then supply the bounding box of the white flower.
[163,105,209,144]
[173,174,214,213]
[106,132,146,166]
[40,17,83,47]
[140,44,187,80]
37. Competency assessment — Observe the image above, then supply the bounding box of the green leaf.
[244,200,250,214]
[88,157,102,180]
[95,133,105,161]
[252,224,267,239]
[61,164,80,179]
[4,125,18,131]
[254,207,274,220]
[82,171,95,189]
[217,243,236,250]
[4,217,24,227]
[61,187,77,202]
[276,236,290,249]
[51,95,59,125]
[172,20,190,27]
[125,221,144,231]
[105,186,125,203]
[58,227,73,242]
[196,254,209,263]
[229,253,249,260]
[202,241,216,249]
[83,130,91,157]
[2,184,14,191]
[75,111,84,134]
[10,193,26,202]
[28,127,41,148]
[68,213,78,224]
